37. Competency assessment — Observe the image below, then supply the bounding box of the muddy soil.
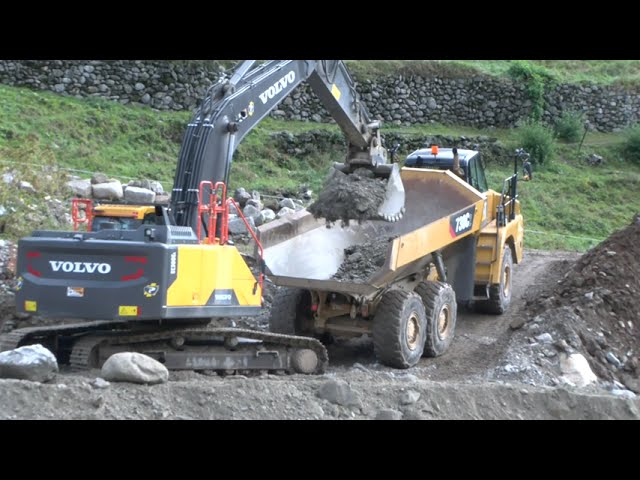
[332,236,392,282]
[308,168,387,225]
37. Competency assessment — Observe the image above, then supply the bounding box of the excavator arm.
[170,60,405,231]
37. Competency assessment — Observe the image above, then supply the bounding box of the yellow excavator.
[4,60,406,374]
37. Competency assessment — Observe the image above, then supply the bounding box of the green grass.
[485,158,640,251]
[1,83,639,251]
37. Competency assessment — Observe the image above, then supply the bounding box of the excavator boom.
[171,60,405,230]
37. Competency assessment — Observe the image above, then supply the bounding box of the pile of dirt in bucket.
[332,236,393,283]
[524,214,640,389]
[308,168,387,226]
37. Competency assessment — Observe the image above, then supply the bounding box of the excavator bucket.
[374,163,406,222]
[309,163,406,224]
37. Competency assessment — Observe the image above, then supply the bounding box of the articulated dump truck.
[259,166,524,368]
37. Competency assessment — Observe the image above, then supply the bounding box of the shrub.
[514,120,556,165]
[554,110,585,142]
[507,61,556,121]
[621,124,640,164]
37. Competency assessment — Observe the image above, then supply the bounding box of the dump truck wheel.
[416,281,457,357]
[372,289,427,369]
[269,287,313,335]
[476,245,513,315]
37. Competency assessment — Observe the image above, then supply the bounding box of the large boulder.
[101,352,168,385]
[261,208,276,222]
[276,207,295,219]
[66,179,92,198]
[148,181,164,194]
[560,353,597,387]
[124,186,156,204]
[91,172,109,185]
[228,215,256,235]
[0,344,58,382]
[233,188,252,208]
[242,204,261,221]
[316,379,360,407]
[92,181,124,200]
[279,198,296,210]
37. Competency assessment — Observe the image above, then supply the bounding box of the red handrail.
[228,197,265,301]
[197,181,228,244]
[71,198,93,232]
[196,181,264,304]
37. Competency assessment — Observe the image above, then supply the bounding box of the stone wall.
[1,60,639,132]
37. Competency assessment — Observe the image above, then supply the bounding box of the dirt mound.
[308,168,387,225]
[332,236,392,283]
[524,215,640,388]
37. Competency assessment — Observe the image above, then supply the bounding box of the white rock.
[261,208,276,222]
[400,390,421,405]
[2,172,14,184]
[279,198,296,210]
[92,377,111,389]
[276,207,295,219]
[535,332,553,344]
[66,179,92,198]
[148,181,164,194]
[124,186,156,204]
[19,180,35,193]
[559,353,597,388]
[611,389,636,399]
[101,352,168,385]
[0,344,58,382]
[92,181,124,200]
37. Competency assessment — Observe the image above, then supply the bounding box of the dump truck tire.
[269,287,313,335]
[476,245,513,315]
[373,289,427,369]
[416,281,457,357]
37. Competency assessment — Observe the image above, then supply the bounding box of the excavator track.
[0,320,128,353]
[0,323,328,375]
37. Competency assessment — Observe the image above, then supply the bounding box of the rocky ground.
[2,177,640,419]
[1,236,640,419]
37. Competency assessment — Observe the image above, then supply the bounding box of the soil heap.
[332,237,393,282]
[309,168,387,225]
[525,214,640,386]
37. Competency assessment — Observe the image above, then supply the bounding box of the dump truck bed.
[259,168,487,296]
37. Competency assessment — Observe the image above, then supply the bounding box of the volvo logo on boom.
[259,71,296,105]
[49,261,111,274]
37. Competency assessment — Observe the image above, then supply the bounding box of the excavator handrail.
[228,197,265,300]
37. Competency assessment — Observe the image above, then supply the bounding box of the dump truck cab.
[405,147,488,193]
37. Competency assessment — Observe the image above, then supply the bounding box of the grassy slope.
[1,84,639,251]
[346,60,640,85]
